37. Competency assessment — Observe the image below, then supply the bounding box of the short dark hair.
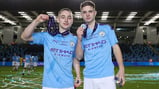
[80,0,96,10]
[58,8,73,16]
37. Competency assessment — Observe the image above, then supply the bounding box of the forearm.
[113,44,124,70]
[113,44,125,86]
[76,39,83,60]
[73,58,81,78]
[21,20,39,41]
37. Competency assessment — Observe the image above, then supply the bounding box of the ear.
[56,17,59,23]
[80,10,82,15]
[80,12,84,19]
[95,10,97,16]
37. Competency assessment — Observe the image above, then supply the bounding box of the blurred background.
[0,0,159,62]
[0,0,159,89]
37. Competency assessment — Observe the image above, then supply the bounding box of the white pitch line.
[5,77,41,89]
[126,72,159,81]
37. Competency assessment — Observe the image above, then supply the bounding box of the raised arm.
[112,44,125,86]
[21,14,49,41]
[76,26,84,60]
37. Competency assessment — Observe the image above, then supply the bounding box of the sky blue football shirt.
[32,32,77,88]
[82,23,118,78]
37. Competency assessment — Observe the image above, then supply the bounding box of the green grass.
[0,66,159,89]
[115,66,159,89]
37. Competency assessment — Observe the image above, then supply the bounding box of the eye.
[82,11,87,14]
[68,16,73,19]
[89,10,93,13]
[60,15,65,19]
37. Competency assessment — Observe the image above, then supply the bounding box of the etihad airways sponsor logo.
[84,40,106,51]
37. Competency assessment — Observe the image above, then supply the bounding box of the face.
[57,10,73,31]
[81,6,96,24]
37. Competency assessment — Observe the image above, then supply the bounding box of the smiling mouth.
[64,23,69,26]
[86,18,90,20]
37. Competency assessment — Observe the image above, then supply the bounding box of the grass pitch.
[0,66,159,89]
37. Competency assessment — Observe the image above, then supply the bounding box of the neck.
[59,27,69,33]
[87,20,96,30]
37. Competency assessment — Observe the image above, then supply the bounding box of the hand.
[76,26,85,40]
[116,69,125,86]
[74,77,82,88]
[35,14,49,23]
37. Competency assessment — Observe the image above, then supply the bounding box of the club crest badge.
[99,31,105,37]
[70,41,75,47]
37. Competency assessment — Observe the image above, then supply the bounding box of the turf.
[0,66,159,89]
